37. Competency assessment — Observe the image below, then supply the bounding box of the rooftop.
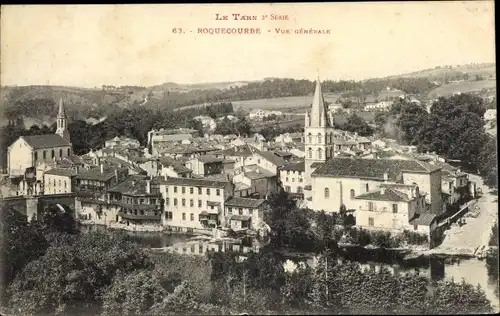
[409,213,437,226]
[161,177,230,189]
[21,134,71,149]
[44,168,77,177]
[108,175,160,196]
[256,150,287,166]
[312,158,441,180]
[225,197,267,208]
[279,161,305,172]
[354,188,411,202]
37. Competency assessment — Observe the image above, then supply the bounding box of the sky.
[1,2,496,88]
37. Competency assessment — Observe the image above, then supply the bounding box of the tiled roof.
[225,197,266,208]
[220,144,254,157]
[161,177,229,189]
[230,214,251,221]
[108,175,160,196]
[312,158,441,180]
[197,155,224,164]
[279,161,305,172]
[44,168,77,177]
[354,188,410,202]
[75,166,126,182]
[256,150,287,166]
[410,213,437,226]
[22,135,71,149]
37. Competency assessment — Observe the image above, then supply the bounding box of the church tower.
[55,98,71,142]
[304,79,335,186]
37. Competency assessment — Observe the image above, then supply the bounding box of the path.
[429,173,498,256]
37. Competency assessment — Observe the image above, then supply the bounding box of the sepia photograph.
[0,2,497,315]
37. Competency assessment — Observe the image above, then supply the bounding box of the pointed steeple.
[57,98,66,119]
[309,78,330,127]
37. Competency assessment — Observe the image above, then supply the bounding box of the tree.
[396,102,429,145]
[102,270,167,316]
[341,113,374,137]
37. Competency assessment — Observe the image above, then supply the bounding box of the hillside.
[427,78,496,98]
[381,63,496,80]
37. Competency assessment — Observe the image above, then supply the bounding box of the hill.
[380,63,496,81]
[427,78,496,98]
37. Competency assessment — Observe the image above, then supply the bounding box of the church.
[302,79,443,235]
[7,98,73,178]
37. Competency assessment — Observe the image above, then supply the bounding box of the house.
[159,177,233,232]
[310,158,443,216]
[158,157,193,179]
[104,136,140,149]
[253,150,287,175]
[108,175,163,226]
[351,184,428,232]
[279,161,305,199]
[223,197,268,231]
[8,99,72,177]
[186,155,228,176]
[274,132,304,144]
[248,109,283,120]
[232,165,278,199]
[74,164,129,197]
[44,168,78,195]
[194,115,217,131]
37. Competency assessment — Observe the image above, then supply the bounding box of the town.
[0,3,497,316]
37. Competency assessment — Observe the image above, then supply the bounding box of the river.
[81,225,499,310]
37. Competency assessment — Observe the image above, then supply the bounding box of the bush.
[401,230,429,246]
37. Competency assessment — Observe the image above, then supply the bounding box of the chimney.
[411,188,415,198]
[381,187,386,195]
[100,164,104,174]
[114,168,118,180]
[146,180,151,194]
[383,172,388,182]
[164,173,168,181]
[132,180,136,186]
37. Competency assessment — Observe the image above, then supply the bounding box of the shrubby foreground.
[0,203,494,315]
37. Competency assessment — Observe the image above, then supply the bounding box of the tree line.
[373,93,497,188]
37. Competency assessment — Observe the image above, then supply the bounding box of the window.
[368,202,374,211]
[228,207,233,214]
[198,200,202,207]
[292,178,295,183]
[166,198,170,205]
[206,188,210,195]
[350,189,355,198]
[182,199,186,206]
[190,199,194,207]
[308,133,312,143]
[59,149,63,157]
[287,170,290,175]
[182,187,186,194]
[140,198,144,204]
[238,208,243,215]
[199,245,203,253]
[249,209,253,215]
[191,245,195,253]
[216,189,220,196]
[318,133,322,143]
[324,188,330,198]
[43,151,46,159]
[167,212,173,220]
[140,210,144,215]
[285,186,291,192]
[58,180,61,187]
[190,213,194,221]
[308,148,312,159]
[368,217,374,226]
[392,204,398,213]
[297,186,303,193]
[258,159,261,164]
[67,148,70,156]
[174,198,178,206]
[286,177,289,182]
[299,178,303,183]
[318,148,322,160]
[190,187,194,194]
[174,186,178,193]
[51,150,55,159]
[365,183,369,192]
[414,224,418,231]
[34,152,38,161]
[182,213,186,220]
[198,187,202,194]
[64,181,67,189]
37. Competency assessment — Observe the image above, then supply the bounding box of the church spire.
[309,78,330,127]
[55,98,70,142]
[57,98,66,119]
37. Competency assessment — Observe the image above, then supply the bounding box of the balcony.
[112,201,162,211]
[118,211,161,220]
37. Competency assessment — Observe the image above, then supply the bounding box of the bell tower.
[55,98,71,142]
[304,78,335,185]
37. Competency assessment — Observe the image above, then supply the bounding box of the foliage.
[477,136,498,188]
[0,207,48,304]
[7,230,152,315]
[340,113,374,136]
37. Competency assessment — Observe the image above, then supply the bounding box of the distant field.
[386,64,496,79]
[427,79,496,98]
[231,93,342,112]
